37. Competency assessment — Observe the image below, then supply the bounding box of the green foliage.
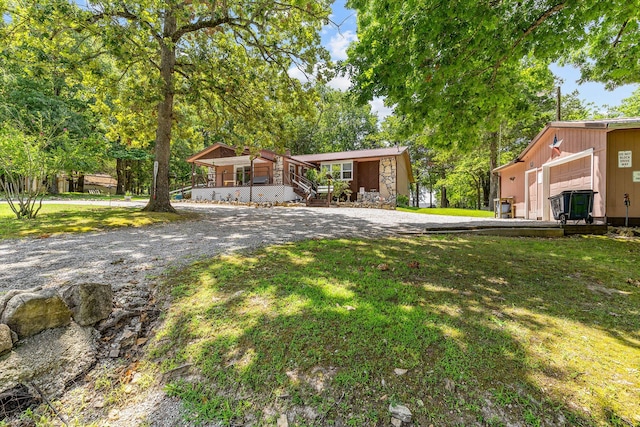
[289,84,381,155]
[396,194,409,207]
[0,123,54,219]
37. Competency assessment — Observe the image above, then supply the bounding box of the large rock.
[0,324,13,355]
[0,289,72,339]
[61,283,113,326]
[0,322,97,397]
[389,403,412,423]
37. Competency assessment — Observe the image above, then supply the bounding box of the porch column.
[273,156,284,185]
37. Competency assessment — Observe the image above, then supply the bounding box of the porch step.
[306,198,329,207]
[562,224,608,235]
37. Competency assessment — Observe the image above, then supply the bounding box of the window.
[235,166,251,185]
[320,161,353,181]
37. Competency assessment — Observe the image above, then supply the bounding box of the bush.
[396,194,409,207]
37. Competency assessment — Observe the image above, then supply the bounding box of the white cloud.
[369,98,394,121]
[327,30,357,61]
[288,66,311,84]
[327,74,352,91]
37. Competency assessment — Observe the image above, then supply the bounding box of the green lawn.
[149,235,640,426]
[0,203,193,239]
[398,206,496,218]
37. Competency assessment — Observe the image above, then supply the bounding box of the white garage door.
[549,156,592,196]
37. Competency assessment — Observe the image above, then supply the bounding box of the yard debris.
[407,261,420,269]
[377,263,389,271]
[277,413,289,427]
[394,368,408,376]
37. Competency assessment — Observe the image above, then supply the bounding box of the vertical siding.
[499,127,608,219]
[396,155,410,197]
[607,129,640,218]
[521,127,606,218]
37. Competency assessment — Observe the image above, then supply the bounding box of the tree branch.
[491,3,566,81]
[612,19,629,48]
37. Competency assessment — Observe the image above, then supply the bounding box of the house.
[55,173,117,195]
[494,118,640,225]
[186,143,414,205]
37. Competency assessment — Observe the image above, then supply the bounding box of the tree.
[0,122,57,219]
[70,0,332,212]
[346,1,640,204]
[0,1,110,194]
[289,84,380,154]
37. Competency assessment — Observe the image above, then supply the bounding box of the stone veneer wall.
[207,166,216,187]
[273,156,284,185]
[379,157,397,204]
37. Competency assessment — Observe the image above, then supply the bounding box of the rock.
[389,403,412,423]
[0,324,13,355]
[444,377,456,392]
[391,417,403,427]
[277,413,289,427]
[60,283,113,326]
[0,322,96,398]
[0,289,72,339]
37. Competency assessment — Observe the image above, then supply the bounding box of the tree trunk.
[116,157,125,195]
[414,182,420,207]
[144,10,177,213]
[489,132,499,205]
[440,186,449,208]
[77,174,85,193]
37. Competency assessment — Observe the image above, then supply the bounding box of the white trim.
[543,148,593,168]
[320,161,354,181]
[541,148,594,220]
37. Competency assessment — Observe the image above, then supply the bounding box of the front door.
[358,160,379,192]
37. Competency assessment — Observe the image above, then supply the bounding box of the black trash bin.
[548,190,597,224]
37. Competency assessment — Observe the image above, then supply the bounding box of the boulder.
[389,403,412,423]
[0,324,13,355]
[0,322,97,398]
[0,289,72,339]
[61,283,113,326]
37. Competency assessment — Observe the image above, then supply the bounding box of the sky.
[320,0,638,121]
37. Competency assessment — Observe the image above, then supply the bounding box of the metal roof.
[494,118,640,172]
[291,146,409,163]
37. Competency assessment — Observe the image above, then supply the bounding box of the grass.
[150,234,640,426]
[0,203,195,239]
[398,206,496,217]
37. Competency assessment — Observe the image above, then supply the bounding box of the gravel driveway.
[0,202,544,294]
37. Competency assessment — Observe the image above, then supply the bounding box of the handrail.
[290,172,317,199]
[170,186,191,195]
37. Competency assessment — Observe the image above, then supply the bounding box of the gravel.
[0,202,542,293]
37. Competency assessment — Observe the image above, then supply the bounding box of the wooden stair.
[306,197,329,207]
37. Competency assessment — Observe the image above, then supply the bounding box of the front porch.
[192,184,300,203]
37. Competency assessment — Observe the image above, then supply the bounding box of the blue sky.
[322,0,638,119]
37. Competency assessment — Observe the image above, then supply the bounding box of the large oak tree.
[346,0,638,203]
[76,0,332,212]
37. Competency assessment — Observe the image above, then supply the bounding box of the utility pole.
[556,86,561,121]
